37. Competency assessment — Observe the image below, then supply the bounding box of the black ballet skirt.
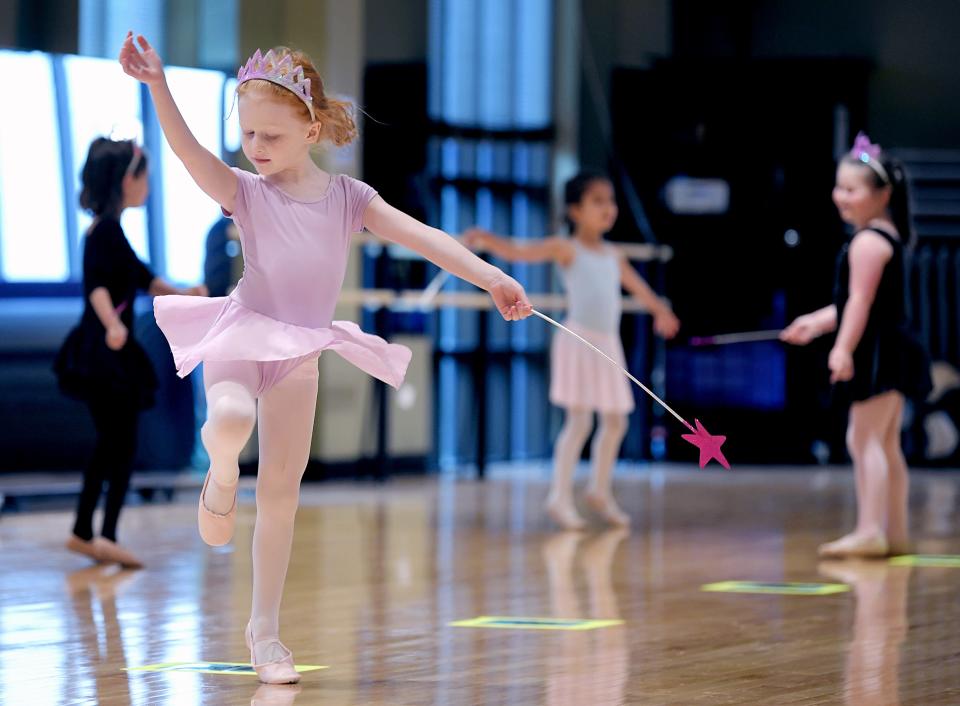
[833,227,932,403]
[54,218,158,410]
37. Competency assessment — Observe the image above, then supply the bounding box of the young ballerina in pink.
[120,34,531,682]
[465,171,680,530]
[781,133,931,559]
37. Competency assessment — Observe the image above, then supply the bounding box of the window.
[0,51,68,282]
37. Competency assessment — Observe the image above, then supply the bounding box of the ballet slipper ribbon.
[530,309,730,469]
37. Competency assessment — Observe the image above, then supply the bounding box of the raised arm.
[362,198,532,321]
[619,256,680,338]
[119,33,237,212]
[462,227,574,266]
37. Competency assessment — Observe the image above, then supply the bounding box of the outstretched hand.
[486,272,532,322]
[119,32,165,85]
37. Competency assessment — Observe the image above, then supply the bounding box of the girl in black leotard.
[781,132,931,559]
[55,137,207,568]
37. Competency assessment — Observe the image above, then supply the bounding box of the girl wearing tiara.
[120,34,531,682]
[56,137,207,569]
[782,133,931,559]
[465,171,680,531]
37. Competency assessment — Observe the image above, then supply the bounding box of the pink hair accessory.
[235,49,315,121]
[849,131,889,183]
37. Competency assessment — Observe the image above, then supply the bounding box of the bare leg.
[820,392,900,558]
[547,409,593,530]
[883,393,909,554]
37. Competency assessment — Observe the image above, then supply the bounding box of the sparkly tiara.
[849,131,889,183]
[236,49,315,121]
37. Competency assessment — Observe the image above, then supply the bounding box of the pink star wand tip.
[681,419,730,469]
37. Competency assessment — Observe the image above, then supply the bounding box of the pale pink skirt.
[154,295,411,390]
[549,321,634,414]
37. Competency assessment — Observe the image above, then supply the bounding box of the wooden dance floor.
[1,465,959,705]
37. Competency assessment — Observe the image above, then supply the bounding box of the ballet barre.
[336,289,653,313]
[352,231,674,263]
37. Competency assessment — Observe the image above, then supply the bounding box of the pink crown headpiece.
[236,49,315,121]
[849,131,889,183]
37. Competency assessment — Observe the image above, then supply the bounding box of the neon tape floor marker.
[889,554,960,568]
[450,616,624,631]
[701,581,850,596]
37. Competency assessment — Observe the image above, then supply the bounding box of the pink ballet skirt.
[549,320,634,414]
[154,167,411,391]
[154,295,411,389]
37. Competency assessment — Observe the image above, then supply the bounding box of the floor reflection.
[65,565,138,705]
[250,682,301,706]
[819,561,911,706]
[543,529,629,706]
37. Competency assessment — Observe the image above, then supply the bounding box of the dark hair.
[79,138,148,217]
[840,152,914,248]
[563,169,612,231]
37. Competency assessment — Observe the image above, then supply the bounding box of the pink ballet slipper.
[198,471,237,546]
[246,623,301,684]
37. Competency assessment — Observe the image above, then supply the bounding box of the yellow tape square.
[701,581,850,596]
[889,554,960,568]
[450,616,624,631]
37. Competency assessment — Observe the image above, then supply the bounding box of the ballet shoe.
[93,537,144,569]
[584,490,631,528]
[817,531,888,559]
[198,471,238,547]
[544,498,586,531]
[246,623,301,685]
[66,534,105,564]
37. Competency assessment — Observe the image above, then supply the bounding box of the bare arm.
[119,33,237,212]
[833,232,892,355]
[363,197,531,320]
[780,304,838,345]
[619,256,680,338]
[462,227,573,266]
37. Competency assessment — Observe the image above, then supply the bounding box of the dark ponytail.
[563,169,611,232]
[79,138,148,218]
[883,157,914,249]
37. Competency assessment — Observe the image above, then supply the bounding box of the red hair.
[237,47,357,147]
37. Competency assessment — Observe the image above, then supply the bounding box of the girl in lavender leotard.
[120,33,531,682]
